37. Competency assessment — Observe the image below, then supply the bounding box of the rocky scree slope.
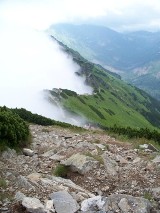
[0,125,160,212]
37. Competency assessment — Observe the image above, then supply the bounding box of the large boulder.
[104,194,152,213]
[61,153,99,175]
[80,194,152,213]
[22,197,45,213]
[50,191,79,213]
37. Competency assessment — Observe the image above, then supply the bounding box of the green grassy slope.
[49,39,160,129]
[49,24,160,101]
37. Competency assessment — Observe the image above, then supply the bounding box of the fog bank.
[0,25,92,125]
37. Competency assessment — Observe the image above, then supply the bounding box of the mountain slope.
[127,60,160,100]
[49,24,160,71]
[48,24,160,100]
[48,38,160,129]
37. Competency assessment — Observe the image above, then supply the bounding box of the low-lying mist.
[0,25,92,126]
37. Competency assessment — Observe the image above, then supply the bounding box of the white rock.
[81,196,105,212]
[23,148,34,157]
[45,200,55,212]
[139,144,148,149]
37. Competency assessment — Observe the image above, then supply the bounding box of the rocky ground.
[0,124,160,213]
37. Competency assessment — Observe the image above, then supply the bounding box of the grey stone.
[115,155,128,164]
[102,153,118,176]
[118,198,130,213]
[45,200,55,212]
[41,149,57,157]
[2,148,17,159]
[104,194,152,213]
[14,191,26,202]
[50,191,79,213]
[17,175,35,190]
[27,173,42,182]
[23,148,34,157]
[152,155,160,164]
[76,141,96,150]
[49,154,65,161]
[22,197,45,213]
[81,196,106,212]
[61,153,99,175]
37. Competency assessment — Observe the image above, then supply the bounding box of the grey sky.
[0,0,160,31]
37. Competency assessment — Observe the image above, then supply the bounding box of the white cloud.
[1,0,160,31]
[0,7,92,125]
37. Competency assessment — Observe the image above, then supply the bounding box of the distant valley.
[49,24,160,100]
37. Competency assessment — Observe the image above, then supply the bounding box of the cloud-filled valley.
[0,25,92,125]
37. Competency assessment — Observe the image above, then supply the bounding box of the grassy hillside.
[49,39,160,129]
[49,24,160,100]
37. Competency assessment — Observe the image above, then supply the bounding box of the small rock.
[27,173,42,182]
[23,148,34,157]
[45,200,55,212]
[102,153,118,176]
[14,191,26,202]
[118,198,130,213]
[139,144,149,149]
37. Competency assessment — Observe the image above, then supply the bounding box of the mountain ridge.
[48,37,160,129]
[49,24,160,100]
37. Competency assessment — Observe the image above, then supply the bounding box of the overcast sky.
[0,0,160,32]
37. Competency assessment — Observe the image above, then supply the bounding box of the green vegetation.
[48,40,160,131]
[11,108,84,132]
[108,125,160,146]
[53,164,69,177]
[0,178,7,188]
[0,106,29,151]
[84,151,104,165]
[11,108,71,127]
[143,191,154,202]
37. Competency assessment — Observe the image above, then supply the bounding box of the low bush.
[0,106,30,150]
[53,164,69,178]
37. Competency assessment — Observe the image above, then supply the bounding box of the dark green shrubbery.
[109,124,160,145]
[11,108,84,131]
[0,106,29,149]
[11,108,71,127]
